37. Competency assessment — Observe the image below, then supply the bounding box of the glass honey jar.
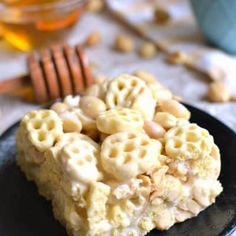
[0,0,86,51]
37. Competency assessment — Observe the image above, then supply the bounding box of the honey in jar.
[0,0,85,51]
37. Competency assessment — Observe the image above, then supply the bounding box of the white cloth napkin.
[106,0,236,95]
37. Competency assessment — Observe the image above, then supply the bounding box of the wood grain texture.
[0,76,30,94]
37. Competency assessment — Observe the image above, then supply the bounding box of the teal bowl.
[190,0,236,54]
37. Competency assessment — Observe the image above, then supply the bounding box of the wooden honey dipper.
[0,44,93,103]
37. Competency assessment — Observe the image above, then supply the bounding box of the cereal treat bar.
[16,73,223,236]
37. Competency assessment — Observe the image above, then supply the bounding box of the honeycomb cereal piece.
[21,110,63,152]
[190,145,221,179]
[58,139,100,184]
[53,132,99,152]
[106,74,146,108]
[165,123,214,161]
[47,132,101,204]
[47,132,101,201]
[49,133,99,171]
[96,108,144,134]
[101,131,162,180]
[106,74,156,120]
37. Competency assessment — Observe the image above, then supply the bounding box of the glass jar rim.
[0,0,85,13]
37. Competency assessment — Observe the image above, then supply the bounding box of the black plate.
[0,105,235,236]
